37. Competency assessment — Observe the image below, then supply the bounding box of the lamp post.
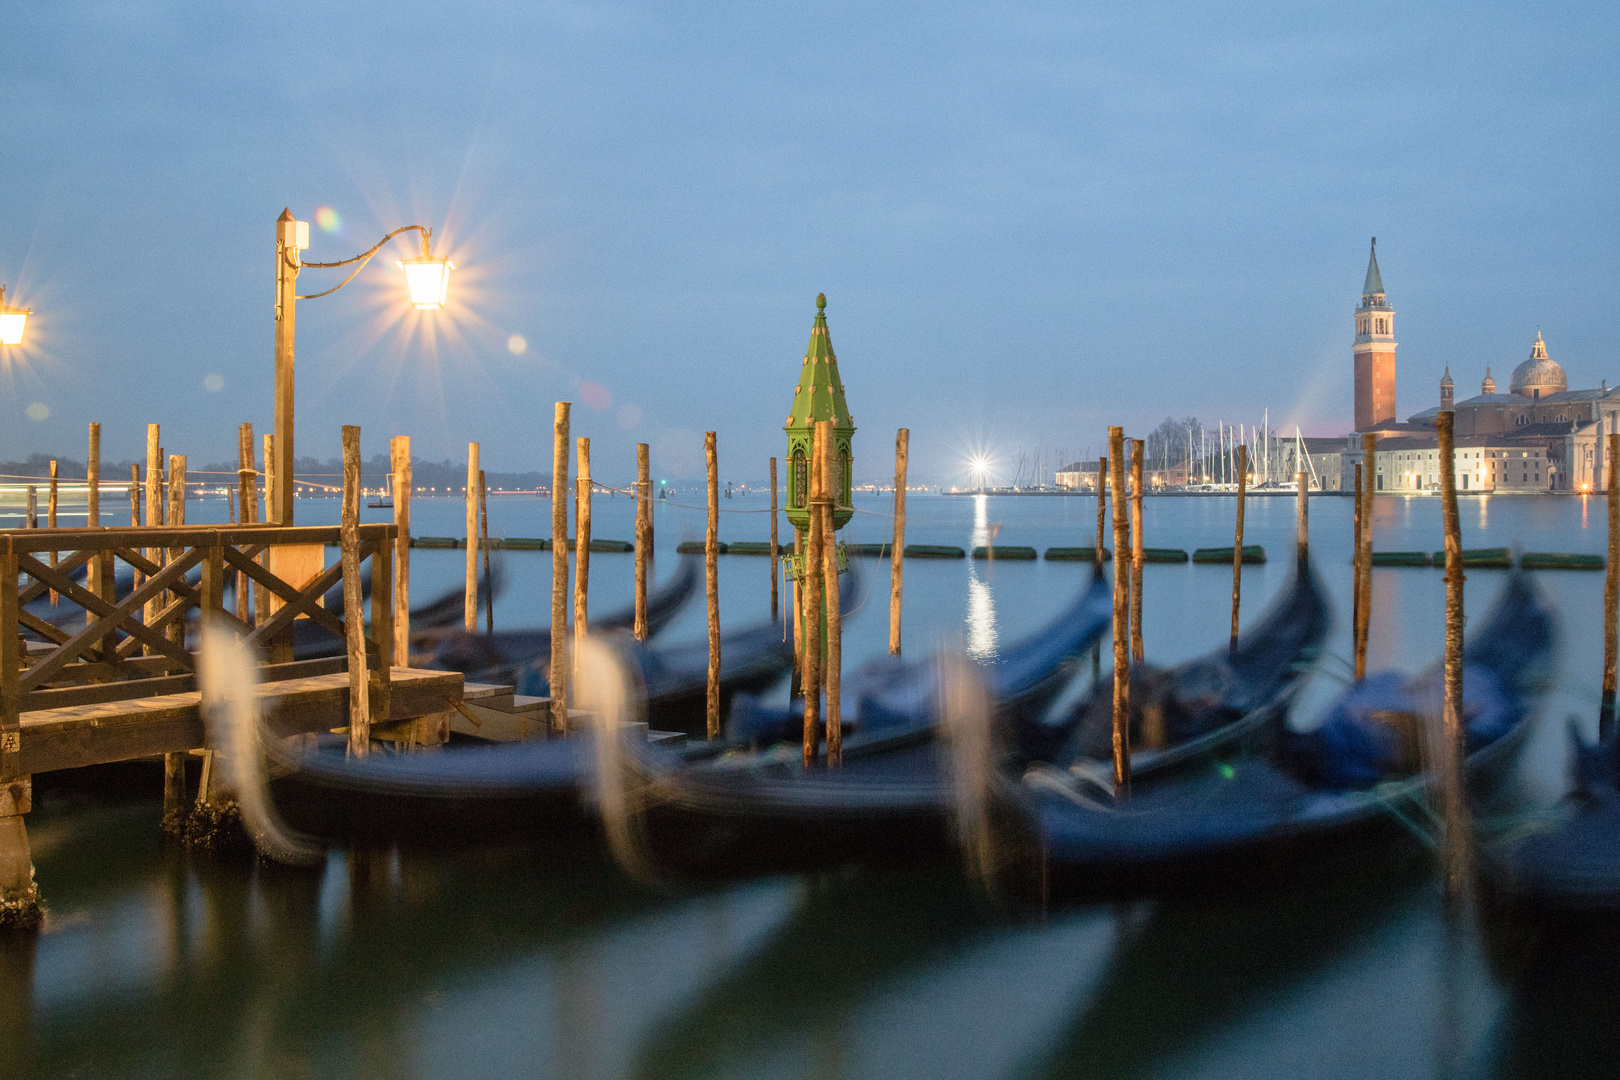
[272,208,452,523]
[0,286,30,347]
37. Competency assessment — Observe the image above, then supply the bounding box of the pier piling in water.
[1230,444,1247,657]
[1130,439,1145,666]
[47,462,59,605]
[575,437,592,655]
[465,443,481,633]
[481,470,493,635]
[891,428,909,656]
[391,436,412,664]
[1296,469,1308,564]
[551,403,571,733]
[1094,454,1107,684]
[341,426,371,757]
[820,420,843,765]
[1356,434,1376,679]
[1436,410,1471,904]
[635,443,650,642]
[1108,428,1131,801]
[1352,463,1363,675]
[802,425,824,768]
[86,423,100,623]
[1604,432,1620,739]
[705,432,721,740]
[769,456,780,621]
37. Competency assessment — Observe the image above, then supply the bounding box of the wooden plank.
[18,667,464,775]
[0,523,395,554]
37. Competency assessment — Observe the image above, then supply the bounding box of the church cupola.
[1482,367,1496,395]
[1353,237,1398,431]
[1440,367,1454,411]
[784,293,856,532]
[1510,331,1567,400]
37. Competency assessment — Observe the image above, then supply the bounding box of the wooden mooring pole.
[465,442,480,633]
[802,425,824,768]
[1230,444,1247,657]
[1296,469,1309,565]
[144,426,163,649]
[1356,433,1376,679]
[341,426,371,757]
[86,423,100,626]
[47,460,59,606]
[1352,462,1363,673]
[551,403,571,733]
[391,436,412,664]
[1130,439,1145,665]
[1604,432,1620,739]
[236,424,255,624]
[1108,428,1131,801]
[1094,454,1107,683]
[769,457,780,622]
[890,428,908,656]
[481,469,493,635]
[576,438,592,653]
[819,420,842,765]
[634,443,650,642]
[1436,410,1471,903]
[705,432,721,740]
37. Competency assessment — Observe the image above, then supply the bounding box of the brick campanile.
[1353,238,1397,432]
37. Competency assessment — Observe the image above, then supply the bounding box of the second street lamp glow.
[399,256,453,310]
[0,286,30,346]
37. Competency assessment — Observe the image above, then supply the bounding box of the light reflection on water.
[12,491,1620,1077]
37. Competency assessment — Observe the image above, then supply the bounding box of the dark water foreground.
[10,492,1620,1077]
[6,784,1620,1080]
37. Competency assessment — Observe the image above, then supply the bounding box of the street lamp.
[0,286,30,347]
[273,208,452,523]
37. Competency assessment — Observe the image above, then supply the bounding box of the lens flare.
[579,381,612,411]
[203,373,224,392]
[314,206,341,233]
[507,333,528,355]
[25,402,48,421]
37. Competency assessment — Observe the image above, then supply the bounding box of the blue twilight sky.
[1,0,1617,486]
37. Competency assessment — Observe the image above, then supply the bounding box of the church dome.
[1509,332,1566,399]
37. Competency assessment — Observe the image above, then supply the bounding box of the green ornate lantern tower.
[785,293,856,532]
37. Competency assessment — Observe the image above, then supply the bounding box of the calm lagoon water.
[8,491,1619,1079]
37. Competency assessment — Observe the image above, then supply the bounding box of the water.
[8,491,1620,1078]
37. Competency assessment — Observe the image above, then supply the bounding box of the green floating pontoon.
[1045,547,1111,561]
[904,544,966,559]
[725,541,775,555]
[972,545,1038,560]
[1430,547,1512,569]
[1520,552,1605,571]
[411,536,459,549]
[1141,548,1190,563]
[676,541,728,555]
[843,543,894,557]
[499,537,548,551]
[1192,545,1266,564]
[1365,551,1431,567]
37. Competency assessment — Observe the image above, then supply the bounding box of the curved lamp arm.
[295,225,433,301]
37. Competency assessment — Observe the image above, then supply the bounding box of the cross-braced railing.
[1,524,397,779]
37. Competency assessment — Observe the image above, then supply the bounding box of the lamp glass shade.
[0,309,27,347]
[400,257,453,310]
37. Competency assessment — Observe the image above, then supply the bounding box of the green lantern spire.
[785,293,856,532]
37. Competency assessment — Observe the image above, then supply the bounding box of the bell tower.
[1440,367,1454,411]
[1353,238,1398,432]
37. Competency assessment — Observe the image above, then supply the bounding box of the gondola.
[1481,728,1620,915]
[1020,571,1555,899]
[415,556,700,678]
[596,565,1325,880]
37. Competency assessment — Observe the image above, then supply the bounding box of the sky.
[1,0,1617,487]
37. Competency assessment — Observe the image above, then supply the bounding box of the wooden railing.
[0,523,397,780]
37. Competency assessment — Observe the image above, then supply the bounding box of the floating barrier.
[904,544,966,559]
[1192,545,1266,564]
[724,541,775,555]
[405,536,631,552]
[1431,547,1512,569]
[1521,552,1605,571]
[972,545,1037,560]
[1141,547,1190,563]
[676,540,726,555]
[1368,551,1431,567]
[843,542,893,557]
[1045,546,1111,561]
[411,536,459,549]
[500,537,548,551]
